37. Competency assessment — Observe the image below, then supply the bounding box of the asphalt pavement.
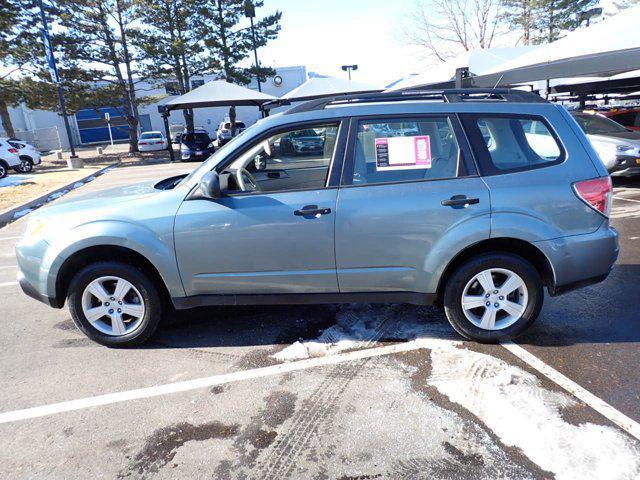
[1,163,639,479]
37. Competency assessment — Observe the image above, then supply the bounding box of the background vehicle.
[602,107,640,131]
[137,131,168,152]
[572,111,640,176]
[5,138,41,173]
[0,138,21,179]
[278,128,325,155]
[169,124,185,144]
[16,89,618,347]
[180,129,215,161]
[216,120,246,146]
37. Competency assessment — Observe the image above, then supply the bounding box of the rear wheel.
[443,253,543,343]
[0,161,7,179]
[15,156,33,173]
[68,262,162,347]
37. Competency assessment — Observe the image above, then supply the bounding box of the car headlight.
[616,144,635,154]
[24,217,49,240]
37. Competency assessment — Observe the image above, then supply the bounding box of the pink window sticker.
[414,135,431,166]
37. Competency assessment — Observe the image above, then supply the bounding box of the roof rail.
[283,88,547,115]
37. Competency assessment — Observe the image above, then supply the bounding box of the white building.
[1,65,307,151]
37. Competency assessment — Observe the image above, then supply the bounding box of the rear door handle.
[441,195,480,207]
[294,205,332,217]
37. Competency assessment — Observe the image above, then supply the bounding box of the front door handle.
[441,195,480,207]
[294,205,332,217]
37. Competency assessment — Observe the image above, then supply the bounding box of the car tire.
[15,156,33,173]
[443,253,543,343]
[68,262,162,347]
[0,161,7,179]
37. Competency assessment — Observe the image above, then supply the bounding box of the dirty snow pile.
[428,344,640,480]
[272,304,453,362]
[0,174,34,188]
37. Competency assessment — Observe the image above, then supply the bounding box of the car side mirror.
[199,171,222,199]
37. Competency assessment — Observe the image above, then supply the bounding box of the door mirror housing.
[199,171,223,199]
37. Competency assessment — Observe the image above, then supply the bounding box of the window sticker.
[375,135,431,171]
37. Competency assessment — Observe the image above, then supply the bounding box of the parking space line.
[0,236,21,241]
[502,341,640,441]
[0,281,18,288]
[0,265,16,270]
[613,196,640,204]
[0,340,433,425]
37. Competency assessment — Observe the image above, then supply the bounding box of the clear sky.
[253,0,425,87]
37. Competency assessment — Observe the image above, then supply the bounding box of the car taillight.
[573,176,612,217]
[139,142,148,145]
[8,148,18,154]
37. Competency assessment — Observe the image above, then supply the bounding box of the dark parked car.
[180,130,215,162]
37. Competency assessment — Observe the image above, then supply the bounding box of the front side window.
[464,115,564,174]
[348,117,463,185]
[225,123,340,193]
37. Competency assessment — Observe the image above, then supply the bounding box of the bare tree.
[403,0,502,62]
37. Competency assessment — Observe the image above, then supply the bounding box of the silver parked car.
[16,89,619,347]
[572,110,640,176]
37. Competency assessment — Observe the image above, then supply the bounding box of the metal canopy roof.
[281,76,382,102]
[159,80,276,112]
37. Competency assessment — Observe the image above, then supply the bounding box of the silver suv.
[16,89,619,347]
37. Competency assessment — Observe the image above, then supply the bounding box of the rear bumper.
[535,223,618,296]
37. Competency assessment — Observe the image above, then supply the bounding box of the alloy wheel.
[460,268,528,331]
[81,276,145,336]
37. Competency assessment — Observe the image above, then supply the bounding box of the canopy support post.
[162,110,175,162]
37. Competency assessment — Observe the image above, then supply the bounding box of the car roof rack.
[282,88,547,115]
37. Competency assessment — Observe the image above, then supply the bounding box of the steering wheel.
[236,167,261,192]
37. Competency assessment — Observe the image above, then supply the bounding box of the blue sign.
[38,0,59,84]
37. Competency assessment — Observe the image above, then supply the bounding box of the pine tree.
[501,0,540,45]
[534,0,598,43]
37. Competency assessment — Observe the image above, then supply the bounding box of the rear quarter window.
[461,114,565,175]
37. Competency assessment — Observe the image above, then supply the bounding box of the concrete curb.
[0,162,120,229]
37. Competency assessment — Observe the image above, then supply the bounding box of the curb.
[0,162,120,229]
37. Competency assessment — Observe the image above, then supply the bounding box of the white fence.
[13,126,62,152]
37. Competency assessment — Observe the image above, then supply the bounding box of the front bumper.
[17,270,61,308]
[535,223,619,296]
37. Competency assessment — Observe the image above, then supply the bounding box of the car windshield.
[140,132,162,139]
[573,113,629,135]
[177,123,258,187]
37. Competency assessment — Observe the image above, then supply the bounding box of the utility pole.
[341,64,358,80]
[244,1,261,92]
[37,0,77,158]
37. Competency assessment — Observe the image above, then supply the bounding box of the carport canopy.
[157,80,277,161]
[281,75,383,102]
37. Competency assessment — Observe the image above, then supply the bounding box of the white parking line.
[0,265,16,270]
[0,236,21,241]
[503,341,640,441]
[0,281,18,288]
[0,340,432,425]
[613,195,640,204]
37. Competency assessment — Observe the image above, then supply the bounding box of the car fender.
[419,214,491,293]
[45,219,186,298]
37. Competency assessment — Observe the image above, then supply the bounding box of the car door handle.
[441,195,480,207]
[294,205,332,217]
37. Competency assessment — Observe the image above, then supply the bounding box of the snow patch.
[47,190,68,201]
[0,175,34,188]
[428,345,640,480]
[72,182,84,189]
[272,304,455,362]
[13,208,33,219]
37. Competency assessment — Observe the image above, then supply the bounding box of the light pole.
[244,1,261,93]
[37,0,77,158]
[341,64,358,80]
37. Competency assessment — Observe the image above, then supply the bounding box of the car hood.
[29,179,185,240]
[587,132,640,146]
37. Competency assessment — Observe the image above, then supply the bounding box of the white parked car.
[216,120,246,146]
[0,138,21,179]
[5,138,42,173]
[137,131,168,152]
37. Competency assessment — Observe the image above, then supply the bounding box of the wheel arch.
[435,237,555,304]
[55,245,172,308]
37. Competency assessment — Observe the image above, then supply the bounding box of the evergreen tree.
[501,0,540,45]
[197,0,281,133]
[135,0,219,132]
[534,0,597,43]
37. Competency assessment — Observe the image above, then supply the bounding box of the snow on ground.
[12,208,33,219]
[271,304,640,478]
[428,344,640,479]
[0,175,34,188]
[272,304,455,362]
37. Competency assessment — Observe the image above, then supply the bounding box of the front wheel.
[443,253,543,343]
[68,262,162,347]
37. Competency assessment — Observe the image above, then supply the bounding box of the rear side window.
[346,117,465,185]
[461,114,564,175]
